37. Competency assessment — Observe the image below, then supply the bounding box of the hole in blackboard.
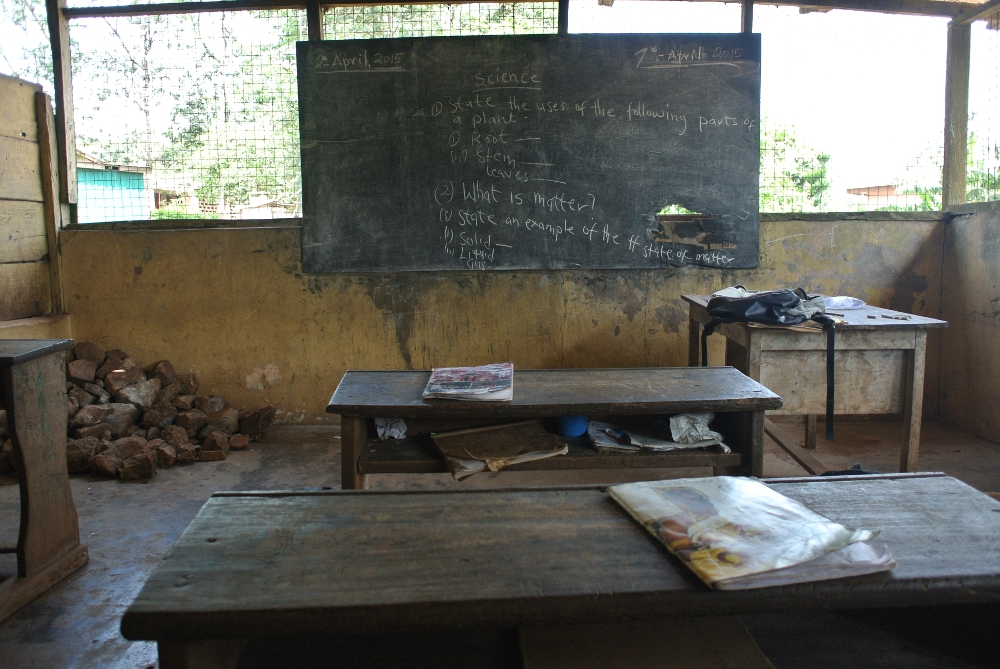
[658,204,701,216]
[652,204,716,248]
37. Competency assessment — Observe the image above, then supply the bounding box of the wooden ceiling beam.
[952,0,1000,23]
[62,0,533,19]
[624,0,978,19]
[62,0,985,20]
[63,0,303,18]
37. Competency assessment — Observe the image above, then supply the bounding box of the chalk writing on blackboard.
[298,34,761,273]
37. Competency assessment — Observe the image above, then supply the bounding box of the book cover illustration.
[608,477,894,590]
[422,362,513,401]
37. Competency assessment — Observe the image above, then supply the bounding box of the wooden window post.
[941,20,971,207]
[44,0,77,225]
[307,0,323,41]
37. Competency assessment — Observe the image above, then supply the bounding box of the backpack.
[701,286,838,440]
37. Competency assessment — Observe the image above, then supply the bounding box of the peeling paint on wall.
[246,363,282,390]
[60,217,945,423]
[579,273,649,323]
[941,210,1000,442]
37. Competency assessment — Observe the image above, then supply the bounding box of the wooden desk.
[682,296,947,473]
[121,473,1000,669]
[0,339,88,622]
[327,367,782,489]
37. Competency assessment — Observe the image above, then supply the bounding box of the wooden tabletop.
[681,295,947,330]
[326,366,782,417]
[121,473,1000,641]
[0,339,74,368]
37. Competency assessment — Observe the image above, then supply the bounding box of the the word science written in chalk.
[298,33,760,273]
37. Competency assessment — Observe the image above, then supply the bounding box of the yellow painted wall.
[941,208,1000,441]
[59,215,943,423]
[0,314,72,340]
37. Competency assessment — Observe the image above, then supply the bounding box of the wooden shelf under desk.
[356,435,742,475]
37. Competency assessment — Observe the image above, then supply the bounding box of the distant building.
[232,192,296,220]
[845,185,925,210]
[76,152,151,223]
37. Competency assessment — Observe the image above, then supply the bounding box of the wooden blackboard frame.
[298,33,760,273]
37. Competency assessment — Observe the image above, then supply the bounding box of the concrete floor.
[1,420,999,668]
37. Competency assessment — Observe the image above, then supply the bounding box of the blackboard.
[297,34,760,273]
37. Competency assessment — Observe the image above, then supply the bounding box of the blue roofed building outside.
[76,151,151,223]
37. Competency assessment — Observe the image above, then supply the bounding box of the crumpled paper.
[824,295,866,309]
[669,412,723,445]
[375,417,407,440]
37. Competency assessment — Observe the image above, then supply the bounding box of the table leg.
[158,639,246,669]
[716,410,763,478]
[899,331,927,473]
[724,331,761,379]
[0,351,87,622]
[341,414,369,490]
[804,414,818,450]
[688,312,701,366]
[746,410,764,477]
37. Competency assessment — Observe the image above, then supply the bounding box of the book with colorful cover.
[422,362,513,401]
[608,477,895,590]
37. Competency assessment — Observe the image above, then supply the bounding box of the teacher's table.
[121,473,1000,669]
[682,296,947,473]
[327,367,782,489]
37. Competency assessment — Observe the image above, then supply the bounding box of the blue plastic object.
[555,415,588,437]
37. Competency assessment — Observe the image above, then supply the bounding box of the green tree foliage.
[965,132,999,203]
[324,3,555,39]
[79,15,173,167]
[890,131,998,211]
[152,12,306,210]
[759,121,831,213]
[72,11,306,215]
[0,0,73,92]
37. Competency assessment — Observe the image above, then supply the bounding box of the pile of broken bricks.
[62,341,276,481]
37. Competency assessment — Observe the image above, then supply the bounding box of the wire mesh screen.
[20,1,987,222]
[758,119,831,213]
[323,3,558,39]
[568,0,740,33]
[65,0,243,6]
[70,10,305,223]
[968,11,999,203]
[754,6,949,213]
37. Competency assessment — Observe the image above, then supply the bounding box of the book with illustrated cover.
[422,362,513,401]
[431,420,568,480]
[608,477,896,590]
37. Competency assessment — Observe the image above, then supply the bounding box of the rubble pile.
[62,341,275,481]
